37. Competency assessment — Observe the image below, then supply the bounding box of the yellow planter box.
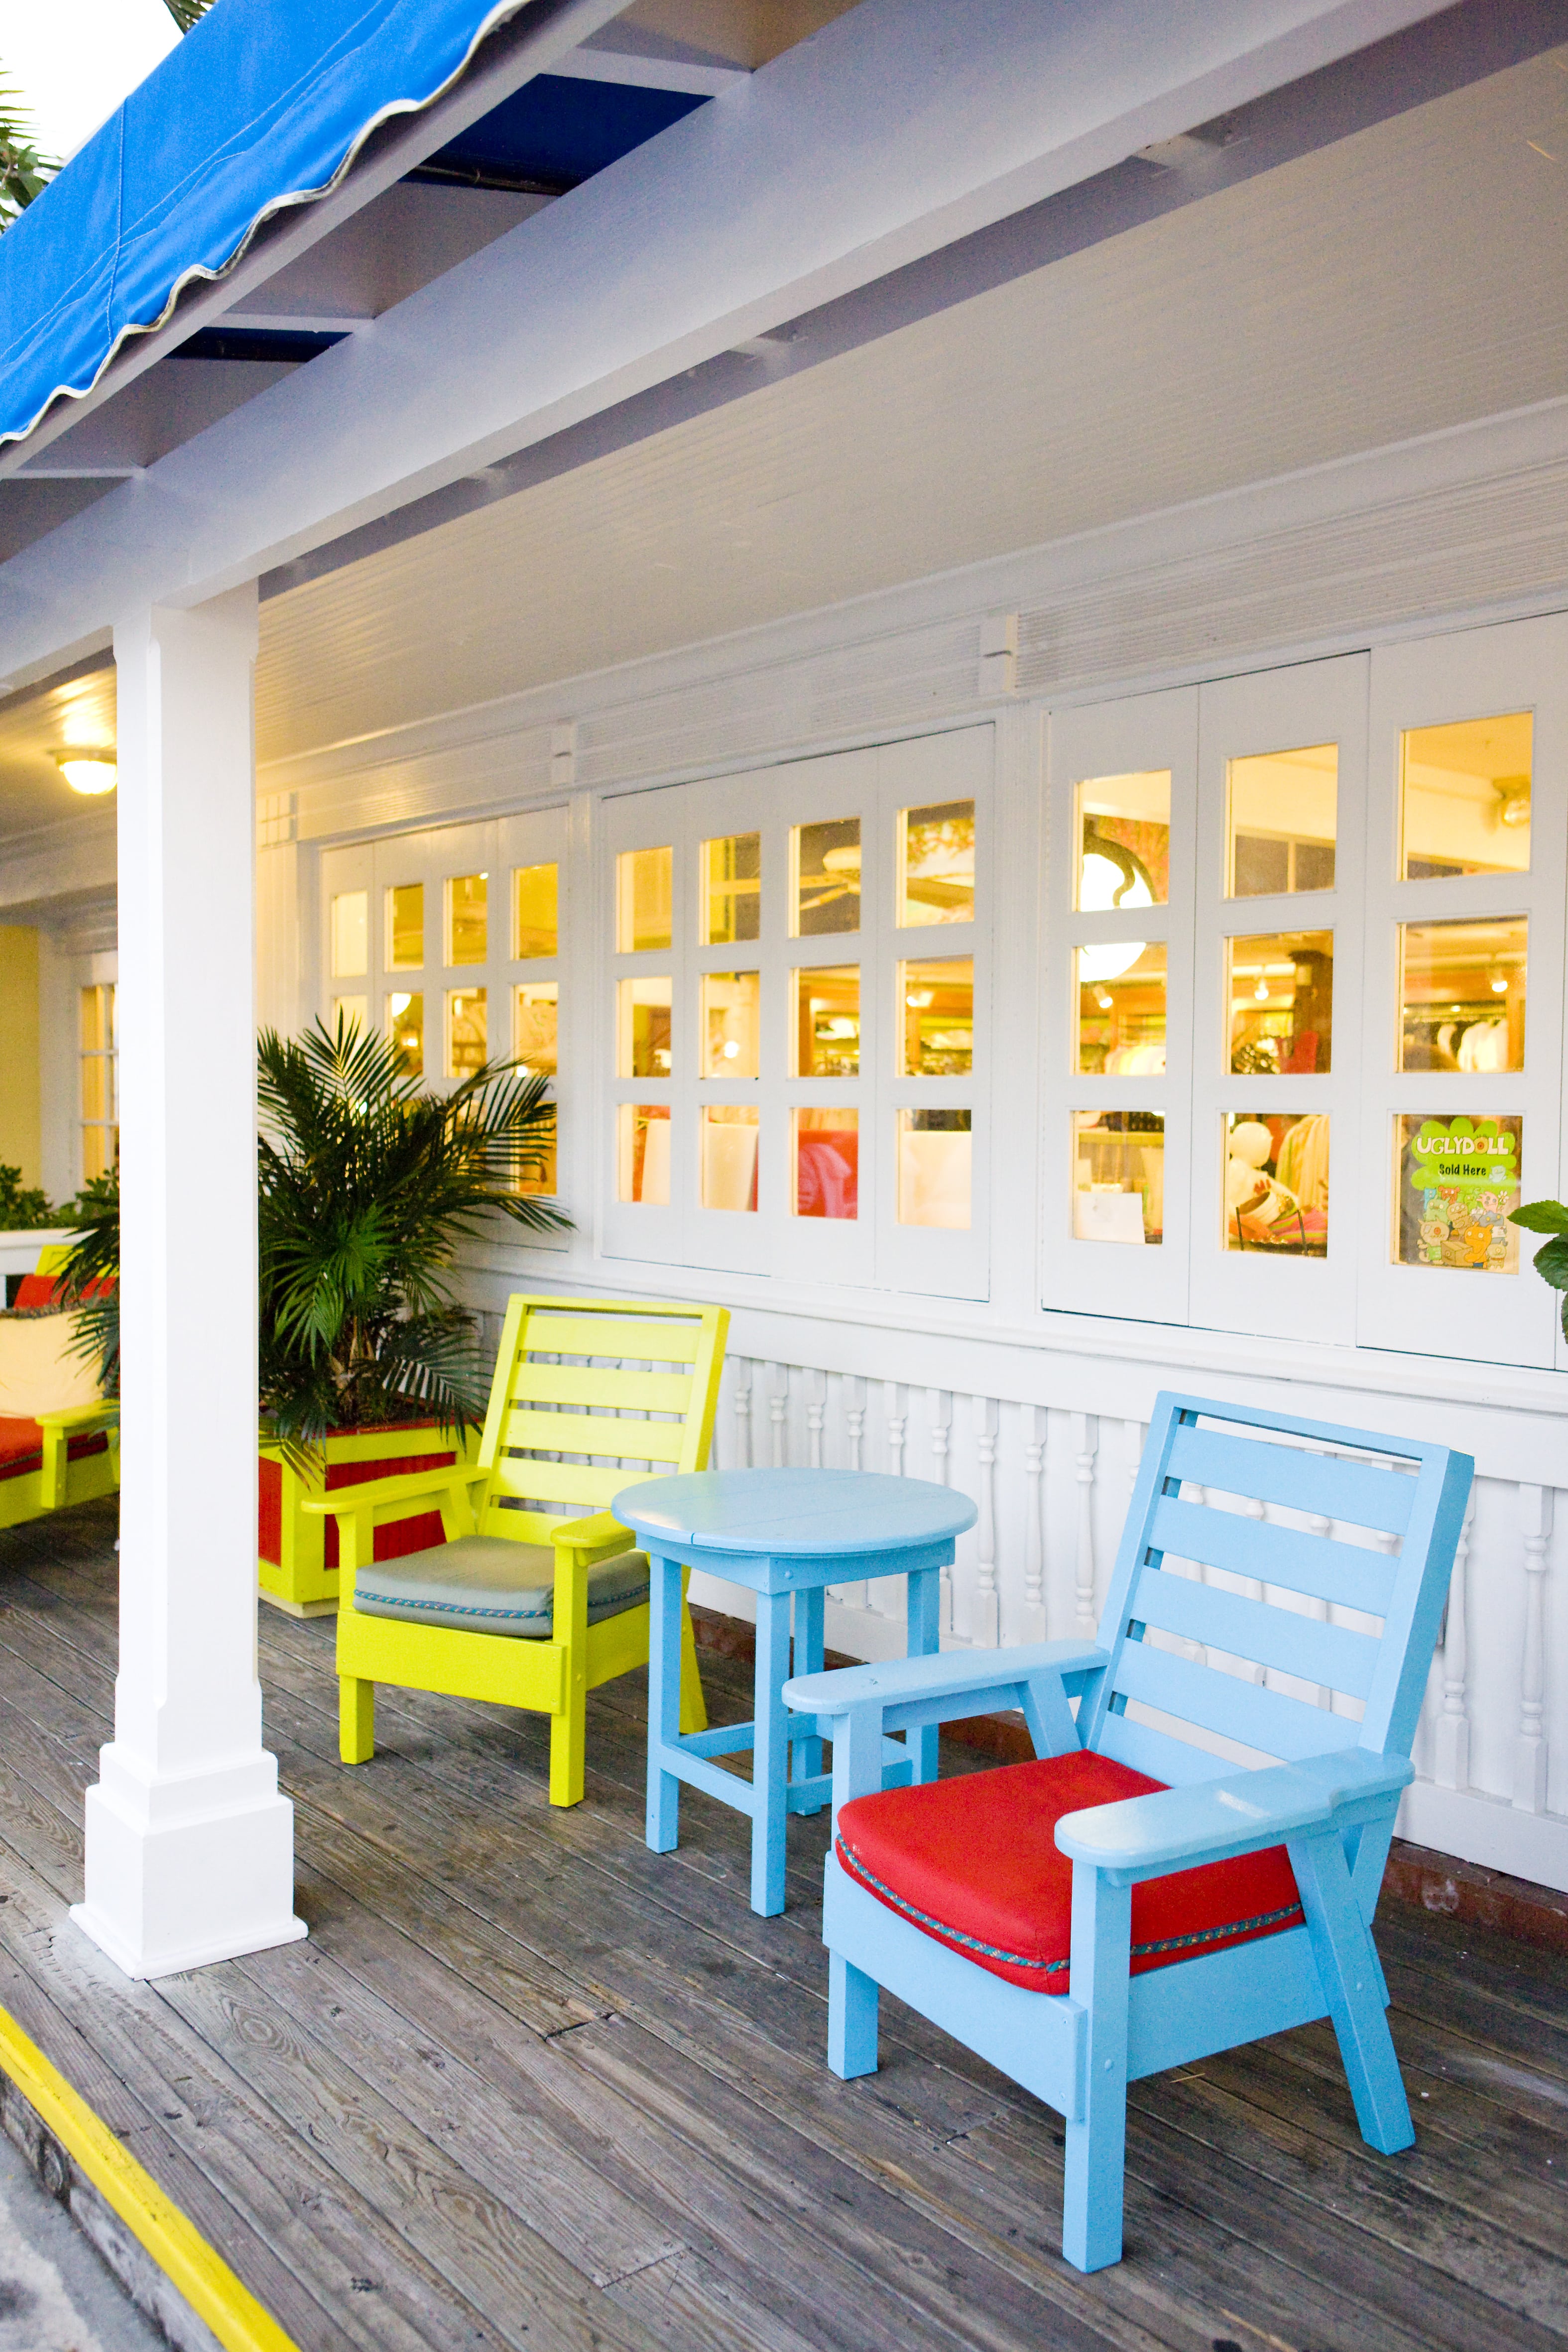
[257,1421,478,1617]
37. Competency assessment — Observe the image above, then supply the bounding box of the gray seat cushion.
[352,1535,651,1639]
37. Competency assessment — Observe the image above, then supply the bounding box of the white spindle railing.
[693,1347,1566,1893]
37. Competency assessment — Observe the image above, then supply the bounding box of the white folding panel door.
[1357,615,1568,1369]
[600,728,990,1298]
[1043,688,1197,1325]
[1190,657,1367,1346]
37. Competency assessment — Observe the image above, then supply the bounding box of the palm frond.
[0,74,56,228]
[161,0,215,30]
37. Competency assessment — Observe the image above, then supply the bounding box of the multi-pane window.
[79,984,117,1182]
[322,814,565,1203]
[1049,615,1568,1368]
[604,730,989,1293]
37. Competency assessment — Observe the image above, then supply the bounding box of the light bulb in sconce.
[905,989,934,1008]
[56,754,117,796]
[1096,991,1113,1011]
[1491,975,1509,993]
[1253,978,1270,1001]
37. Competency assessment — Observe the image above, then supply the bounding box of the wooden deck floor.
[0,1499,1565,2352]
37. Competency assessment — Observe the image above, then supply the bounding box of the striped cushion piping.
[356,1578,650,1627]
[837,1837,1304,1979]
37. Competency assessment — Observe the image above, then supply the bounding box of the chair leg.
[340,1675,374,1764]
[1290,1828,1413,2155]
[1062,1865,1131,2273]
[678,1571,708,1736]
[829,1951,879,2079]
[549,1682,588,1808]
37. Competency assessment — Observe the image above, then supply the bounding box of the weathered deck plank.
[0,1499,1565,2352]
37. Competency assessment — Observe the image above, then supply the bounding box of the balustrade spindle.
[1123,1420,1143,1508]
[972,1396,1000,1647]
[927,1391,954,1634]
[844,1378,866,1472]
[1515,1483,1552,1814]
[1071,1413,1097,1638]
[1024,1406,1046,1630]
[769,1365,790,1468]
[807,1370,827,1470]
[1434,1489,1474,1792]
[1304,1504,1333,1710]
[731,1359,752,1469]
[879,1385,910,1618]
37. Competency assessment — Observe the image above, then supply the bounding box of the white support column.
[73,588,305,1982]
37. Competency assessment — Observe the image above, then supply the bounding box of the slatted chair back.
[1080,1394,1472,1814]
[471,1296,727,1541]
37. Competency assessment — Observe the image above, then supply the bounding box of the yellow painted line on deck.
[0,2002,299,2352]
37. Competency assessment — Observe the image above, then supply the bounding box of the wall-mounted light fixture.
[55,753,117,796]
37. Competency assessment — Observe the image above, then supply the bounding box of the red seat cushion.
[0,1416,109,1483]
[836,1749,1303,1994]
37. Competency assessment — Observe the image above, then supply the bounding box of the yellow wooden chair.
[306,1294,728,1805]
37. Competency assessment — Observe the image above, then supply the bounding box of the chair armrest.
[784,1642,1110,1819]
[299,1465,485,1522]
[1055,1749,1415,1885]
[550,1510,636,1561]
[34,1402,118,1432]
[784,1639,1109,1734]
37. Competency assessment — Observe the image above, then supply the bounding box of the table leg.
[645,1551,684,1853]
[906,1564,941,1785]
[752,1590,792,1915]
[791,1587,826,1801]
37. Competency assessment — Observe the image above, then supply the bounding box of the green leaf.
[1529,1236,1568,1292]
[1509,1198,1568,1235]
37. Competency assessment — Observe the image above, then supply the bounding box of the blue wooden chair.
[782,1391,1472,2273]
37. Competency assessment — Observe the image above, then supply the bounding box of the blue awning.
[0,0,545,448]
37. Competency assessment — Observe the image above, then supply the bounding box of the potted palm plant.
[58,1016,568,1612]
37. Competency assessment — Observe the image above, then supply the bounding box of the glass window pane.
[513,863,559,959]
[701,1104,759,1211]
[617,977,672,1078]
[448,874,487,965]
[331,995,368,1034]
[618,1105,670,1205]
[514,979,558,1073]
[447,987,487,1076]
[794,1107,858,1219]
[617,846,673,951]
[1225,931,1333,1074]
[83,1127,115,1182]
[1226,745,1337,898]
[79,985,105,1053]
[1399,917,1526,1072]
[1075,942,1165,1075]
[330,890,368,977]
[897,1109,970,1227]
[701,833,760,945]
[702,971,760,1077]
[1394,1115,1522,1269]
[1076,772,1170,910]
[898,800,974,926]
[792,965,859,1076]
[514,1107,557,1198]
[1224,1112,1329,1254]
[794,819,860,936]
[900,958,972,1075]
[82,1056,108,1123]
[387,991,423,1077]
[1400,712,1532,878]
[387,883,423,970]
[1073,1112,1164,1243]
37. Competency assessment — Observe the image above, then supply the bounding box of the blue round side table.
[612,1466,977,1916]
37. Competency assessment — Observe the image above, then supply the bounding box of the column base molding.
[74,1766,306,1982]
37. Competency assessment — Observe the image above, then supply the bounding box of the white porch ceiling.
[253,43,1568,765]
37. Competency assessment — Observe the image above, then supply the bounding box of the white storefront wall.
[257,431,1568,1897]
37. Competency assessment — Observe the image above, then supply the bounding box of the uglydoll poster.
[1396,1115,1522,1272]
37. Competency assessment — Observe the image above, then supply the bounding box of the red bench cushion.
[0,1416,109,1483]
[836,1748,1303,1993]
